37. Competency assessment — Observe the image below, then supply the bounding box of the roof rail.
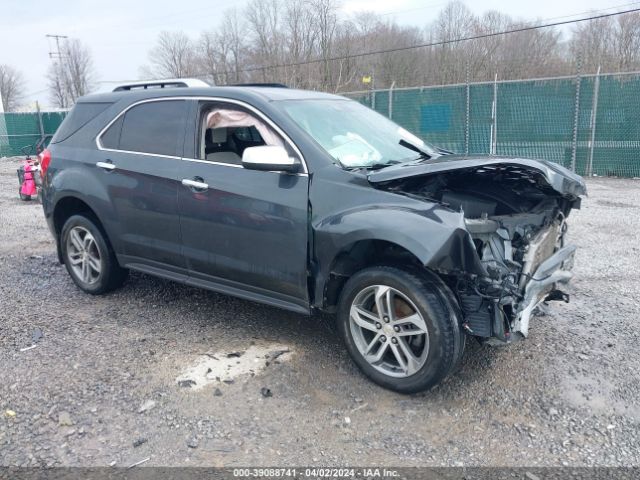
[113,78,211,92]
[228,83,289,88]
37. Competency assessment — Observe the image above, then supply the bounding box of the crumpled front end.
[460,209,575,342]
[373,159,586,343]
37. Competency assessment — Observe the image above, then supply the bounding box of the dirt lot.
[1,157,639,468]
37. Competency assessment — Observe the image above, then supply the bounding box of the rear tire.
[60,214,128,294]
[337,266,464,393]
[19,191,31,201]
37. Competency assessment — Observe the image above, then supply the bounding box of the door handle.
[182,177,209,191]
[96,161,115,171]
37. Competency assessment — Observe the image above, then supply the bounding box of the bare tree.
[47,38,95,108]
[221,8,248,83]
[197,10,247,85]
[246,0,283,82]
[144,31,198,78]
[136,1,640,92]
[63,39,94,99]
[309,0,339,90]
[614,12,640,71]
[430,1,476,84]
[569,17,615,73]
[0,64,25,112]
[47,62,69,109]
[283,0,317,88]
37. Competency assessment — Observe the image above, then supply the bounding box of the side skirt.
[119,256,311,317]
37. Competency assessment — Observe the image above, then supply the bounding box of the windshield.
[277,99,441,169]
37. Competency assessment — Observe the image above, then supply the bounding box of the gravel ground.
[0,157,639,468]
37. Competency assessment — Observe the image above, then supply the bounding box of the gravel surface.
[1,157,639,467]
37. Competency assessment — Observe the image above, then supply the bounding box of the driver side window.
[199,104,285,165]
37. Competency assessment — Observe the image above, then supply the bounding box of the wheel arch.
[52,196,112,263]
[317,238,437,312]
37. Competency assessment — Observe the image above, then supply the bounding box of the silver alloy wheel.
[349,285,430,378]
[66,226,102,285]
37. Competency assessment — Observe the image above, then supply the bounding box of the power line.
[488,1,640,30]
[378,0,639,19]
[210,7,640,77]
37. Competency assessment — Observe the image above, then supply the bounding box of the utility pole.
[46,34,69,108]
[46,34,68,60]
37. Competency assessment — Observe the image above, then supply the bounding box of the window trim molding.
[95,96,309,174]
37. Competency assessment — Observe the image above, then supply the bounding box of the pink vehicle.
[17,145,41,201]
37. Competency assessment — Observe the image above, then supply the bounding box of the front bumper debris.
[512,244,576,338]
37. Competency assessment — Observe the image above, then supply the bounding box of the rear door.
[96,99,188,272]
[177,99,310,311]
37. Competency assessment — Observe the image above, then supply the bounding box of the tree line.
[140,1,640,91]
[1,1,640,111]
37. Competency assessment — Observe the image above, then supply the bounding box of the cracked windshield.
[278,99,440,168]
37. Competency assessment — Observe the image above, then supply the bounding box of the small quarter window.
[100,116,123,150]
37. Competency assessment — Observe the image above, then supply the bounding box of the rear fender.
[47,164,121,253]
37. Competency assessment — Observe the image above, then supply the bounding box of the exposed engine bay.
[380,163,583,343]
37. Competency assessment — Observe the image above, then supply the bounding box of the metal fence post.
[490,73,498,155]
[571,56,582,172]
[371,71,376,110]
[587,65,601,177]
[465,65,470,155]
[388,81,396,120]
[36,101,45,141]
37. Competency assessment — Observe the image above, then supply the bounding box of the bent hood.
[367,155,587,199]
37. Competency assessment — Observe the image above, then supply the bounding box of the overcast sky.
[2,0,630,108]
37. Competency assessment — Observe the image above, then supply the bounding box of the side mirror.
[242,145,299,173]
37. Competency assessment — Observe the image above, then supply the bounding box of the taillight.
[40,148,51,176]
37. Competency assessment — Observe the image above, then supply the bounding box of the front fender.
[311,203,486,308]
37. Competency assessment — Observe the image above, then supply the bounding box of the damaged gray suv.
[41,80,586,393]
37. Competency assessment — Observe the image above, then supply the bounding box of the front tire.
[337,266,464,393]
[60,214,128,294]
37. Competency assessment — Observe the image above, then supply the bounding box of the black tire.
[337,266,464,394]
[60,214,128,294]
[19,191,31,201]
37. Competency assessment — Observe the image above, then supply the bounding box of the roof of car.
[79,86,345,104]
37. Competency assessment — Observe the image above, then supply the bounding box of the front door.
[177,101,309,311]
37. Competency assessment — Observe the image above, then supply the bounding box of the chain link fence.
[0,111,67,157]
[343,71,640,178]
[2,73,640,177]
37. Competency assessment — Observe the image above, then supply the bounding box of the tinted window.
[118,100,188,156]
[51,102,112,143]
[100,116,123,149]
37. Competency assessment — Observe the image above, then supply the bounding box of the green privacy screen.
[344,72,640,178]
[0,111,67,157]
[2,74,640,177]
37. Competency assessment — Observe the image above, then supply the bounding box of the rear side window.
[51,102,112,143]
[100,116,123,150]
[108,100,188,157]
